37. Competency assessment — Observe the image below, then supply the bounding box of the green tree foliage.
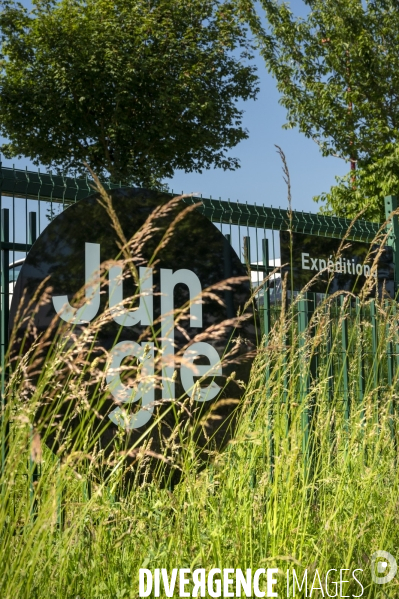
[243,0,399,221]
[0,0,258,187]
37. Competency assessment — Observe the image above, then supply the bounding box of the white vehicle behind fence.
[251,258,283,305]
[8,258,25,308]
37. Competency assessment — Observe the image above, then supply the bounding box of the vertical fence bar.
[243,236,250,269]
[340,296,350,433]
[28,211,37,245]
[370,299,379,439]
[28,211,40,517]
[326,301,335,453]
[262,239,271,339]
[243,234,256,485]
[327,303,334,404]
[262,239,274,480]
[297,293,316,480]
[223,234,234,320]
[385,195,398,455]
[386,302,394,393]
[1,208,9,477]
[309,293,318,476]
[393,303,399,378]
[385,195,399,295]
[393,303,399,465]
[355,298,365,423]
[298,296,308,474]
[386,303,395,444]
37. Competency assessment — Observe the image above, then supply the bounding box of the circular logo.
[10,188,259,484]
[371,551,397,585]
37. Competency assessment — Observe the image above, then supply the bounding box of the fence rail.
[0,165,380,240]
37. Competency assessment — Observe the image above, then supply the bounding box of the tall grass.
[1,184,398,599]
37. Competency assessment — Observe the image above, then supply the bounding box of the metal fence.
[1,165,398,505]
[0,164,383,367]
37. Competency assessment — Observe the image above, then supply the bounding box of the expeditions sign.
[10,188,258,482]
[280,231,394,297]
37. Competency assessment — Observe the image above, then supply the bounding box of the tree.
[242,0,399,221]
[0,0,258,187]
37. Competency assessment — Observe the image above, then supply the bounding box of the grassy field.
[2,290,399,599]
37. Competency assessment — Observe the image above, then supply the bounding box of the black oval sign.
[10,188,259,484]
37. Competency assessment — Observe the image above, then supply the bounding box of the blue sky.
[1,0,349,214]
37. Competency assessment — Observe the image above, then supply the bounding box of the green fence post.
[298,293,316,481]
[370,300,379,436]
[385,195,399,295]
[384,195,398,451]
[327,304,334,405]
[1,208,9,480]
[326,302,335,452]
[262,239,271,339]
[340,295,350,434]
[27,213,40,519]
[393,303,399,464]
[386,302,395,445]
[262,239,274,480]
[355,298,365,424]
